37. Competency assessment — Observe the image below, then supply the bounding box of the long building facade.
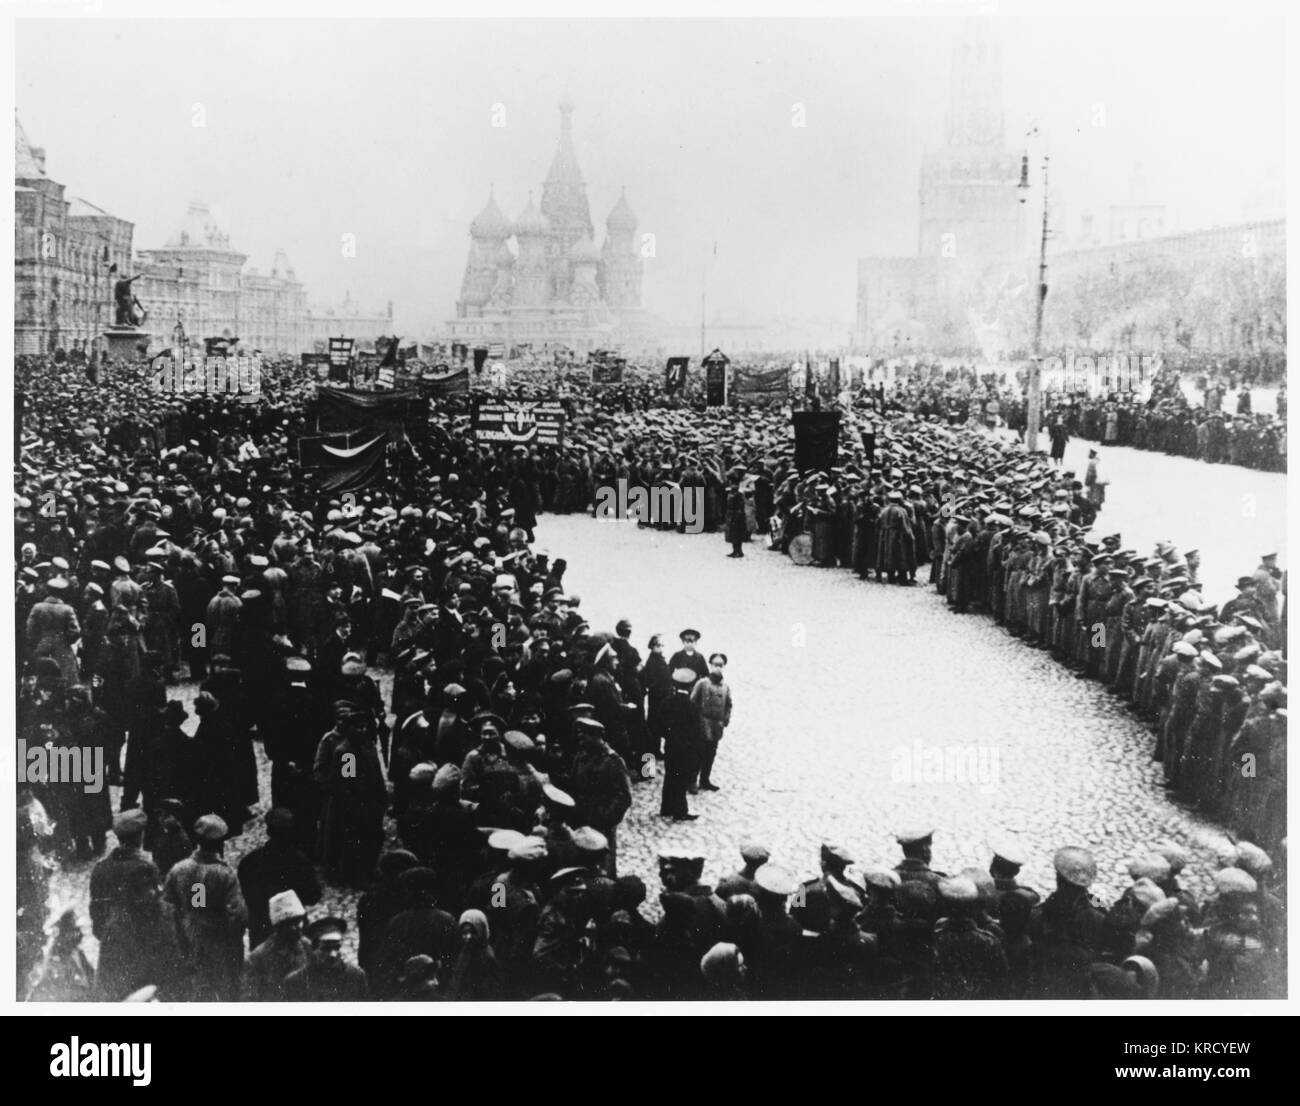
[135,201,315,355]
[447,103,658,353]
[16,120,388,359]
[15,118,134,356]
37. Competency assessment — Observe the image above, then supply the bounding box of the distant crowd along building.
[856,19,1286,362]
[14,119,389,359]
[449,102,660,356]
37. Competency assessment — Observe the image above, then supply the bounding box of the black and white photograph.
[6,0,1293,1034]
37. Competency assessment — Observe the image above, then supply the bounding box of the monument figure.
[112,273,146,327]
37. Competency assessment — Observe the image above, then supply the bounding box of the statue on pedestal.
[112,273,146,327]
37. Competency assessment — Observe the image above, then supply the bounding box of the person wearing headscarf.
[440,909,504,1001]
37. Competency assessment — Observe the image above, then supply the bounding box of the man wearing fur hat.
[244,890,310,1000]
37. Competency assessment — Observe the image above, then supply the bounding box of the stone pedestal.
[102,327,151,361]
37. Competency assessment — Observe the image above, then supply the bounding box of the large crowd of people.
[13,349,1287,1002]
[1049,391,1285,472]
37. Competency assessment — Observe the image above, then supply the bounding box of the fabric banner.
[591,352,625,385]
[295,431,389,493]
[472,399,565,446]
[473,348,490,372]
[296,431,381,468]
[317,434,389,492]
[665,356,689,393]
[312,387,429,434]
[793,411,841,473]
[733,364,789,398]
[828,357,841,395]
[420,365,470,396]
[702,350,729,406]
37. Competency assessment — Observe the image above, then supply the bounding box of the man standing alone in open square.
[691,653,733,792]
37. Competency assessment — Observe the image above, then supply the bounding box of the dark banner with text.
[472,399,566,446]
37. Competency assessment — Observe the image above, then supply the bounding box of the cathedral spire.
[546,101,584,185]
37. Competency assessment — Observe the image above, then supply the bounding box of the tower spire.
[546,101,584,185]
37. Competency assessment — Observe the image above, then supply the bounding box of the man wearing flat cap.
[587,642,632,766]
[985,835,1041,920]
[894,827,946,895]
[660,667,703,821]
[26,576,82,686]
[1074,554,1114,678]
[313,704,388,888]
[161,814,248,1001]
[89,808,158,940]
[668,629,709,682]
[237,807,322,949]
[715,842,771,900]
[375,867,457,999]
[284,917,369,1001]
[932,876,1009,1000]
[1027,846,1108,1000]
[563,717,632,877]
[204,576,243,661]
[793,843,860,935]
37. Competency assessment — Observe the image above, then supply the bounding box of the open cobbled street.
[1050,439,1286,601]
[542,510,1246,906]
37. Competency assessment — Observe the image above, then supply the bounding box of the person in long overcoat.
[190,691,246,836]
[26,579,81,685]
[659,668,702,821]
[313,706,388,887]
[724,479,748,558]
[875,491,916,584]
[641,635,672,759]
[161,814,248,1001]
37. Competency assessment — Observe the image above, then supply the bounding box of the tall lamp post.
[1018,145,1050,452]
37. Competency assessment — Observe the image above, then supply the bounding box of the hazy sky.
[15,14,1285,335]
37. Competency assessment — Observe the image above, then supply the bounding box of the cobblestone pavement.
[541,512,1243,907]
[43,444,1278,964]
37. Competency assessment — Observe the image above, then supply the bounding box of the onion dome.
[470,187,511,239]
[513,192,550,237]
[567,235,601,264]
[606,187,637,231]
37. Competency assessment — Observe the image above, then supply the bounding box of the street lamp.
[1018,141,1050,452]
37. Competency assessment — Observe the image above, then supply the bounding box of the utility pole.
[1020,148,1050,452]
[700,278,706,360]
